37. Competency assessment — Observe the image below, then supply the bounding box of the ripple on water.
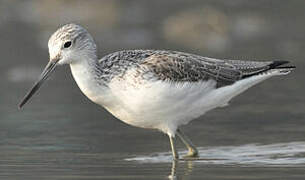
[126,142,305,166]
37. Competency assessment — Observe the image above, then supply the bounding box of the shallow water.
[1,143,305,179]
[127,142,305,165]
[1,0,305,179]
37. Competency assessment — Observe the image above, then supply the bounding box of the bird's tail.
[263,60,296,76]
[242,60,296,78]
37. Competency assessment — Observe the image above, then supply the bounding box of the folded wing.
[140,51,291,87]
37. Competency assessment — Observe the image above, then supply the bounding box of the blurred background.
[1,0,305,179]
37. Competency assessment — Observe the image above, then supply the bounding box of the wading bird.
[19,24,295,159]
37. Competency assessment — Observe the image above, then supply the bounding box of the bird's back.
[98,49,293,88]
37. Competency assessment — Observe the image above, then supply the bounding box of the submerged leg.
[168,135,179,160]
[176,128,198,158]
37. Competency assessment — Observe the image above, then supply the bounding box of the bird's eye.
[63,41,72,48]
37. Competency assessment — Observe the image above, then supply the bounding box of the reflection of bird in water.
[169,160,178,180]
[168,160,194,180]
[19,23,295,160]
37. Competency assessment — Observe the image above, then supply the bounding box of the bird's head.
[19,23,97,108]
[48,23,97,65]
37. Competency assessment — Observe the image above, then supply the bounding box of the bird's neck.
[69,55,109,104]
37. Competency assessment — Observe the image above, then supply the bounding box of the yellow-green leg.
[169,135,179,160]
[176,128,198,158]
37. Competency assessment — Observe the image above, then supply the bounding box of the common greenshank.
[19,24,295,160]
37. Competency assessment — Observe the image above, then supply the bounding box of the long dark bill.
[19,60,58,109]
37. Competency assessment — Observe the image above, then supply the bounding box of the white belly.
[95,72,277,136]
[101,79,217,134]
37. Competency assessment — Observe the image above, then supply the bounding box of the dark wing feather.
[139,50,286,87]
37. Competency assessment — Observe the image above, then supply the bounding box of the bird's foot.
[183,149,199,159]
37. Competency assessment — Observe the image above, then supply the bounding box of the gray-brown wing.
[98,50,288,87]
[139,52,281,87]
